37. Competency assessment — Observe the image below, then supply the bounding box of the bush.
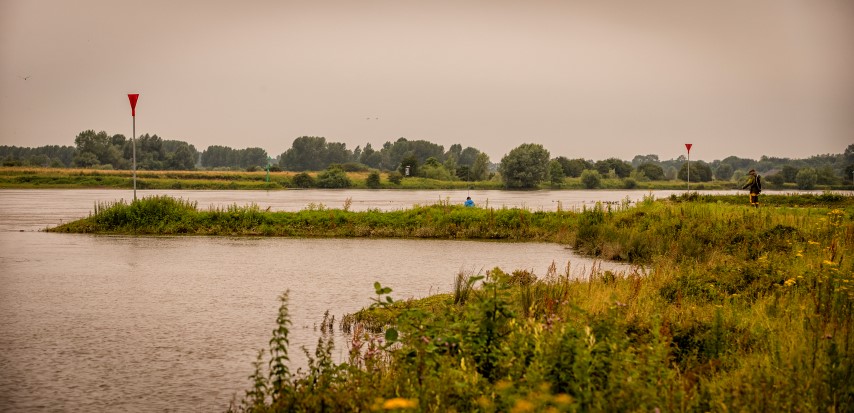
[292,172,315,188]
[316,166,351,188]
[580,169,601,189]
[796,168,817,189]
[387,171,402,185]
[623,177,637,189]
[366,171,381,189]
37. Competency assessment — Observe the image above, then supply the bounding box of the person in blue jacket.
[464,196,474,207]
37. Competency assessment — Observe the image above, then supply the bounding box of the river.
[0,188,755,412]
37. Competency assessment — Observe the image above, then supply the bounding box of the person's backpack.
[754,175,762,193]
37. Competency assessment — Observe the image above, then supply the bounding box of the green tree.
[781,165,799,183]
[167,143,196,170]
[715,164,734,181]
[399,155,419,177]
[796,167,817,189]
[637,163,665,181]
[815,166,840,185]
[678,161,713,182]
[279,136,328,171]
[580,169,602,189]
[548,159,565,187]
[564,158,592,178]
[499,143,550,189]
[594,158,633,178]
[75,130,122,167]
[470,152,491,181]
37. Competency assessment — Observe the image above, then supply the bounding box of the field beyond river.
[44,192,854,412]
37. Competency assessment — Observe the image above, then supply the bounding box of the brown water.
[1,188,702,412]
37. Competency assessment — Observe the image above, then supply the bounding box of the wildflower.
[795,251,803,258]
[823,260,837,267]
[382,398,418,410]
[510,399,535,413]
[784,278,796,287]
[808,241,820,246]
[553,394,573,405]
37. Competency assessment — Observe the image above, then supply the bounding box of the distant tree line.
[2,130,852,190]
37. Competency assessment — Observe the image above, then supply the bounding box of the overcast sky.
[2,0,852,162]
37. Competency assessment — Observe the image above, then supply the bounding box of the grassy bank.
[45,194,854,411]
[218,194,852,412]
[4,166,845,190]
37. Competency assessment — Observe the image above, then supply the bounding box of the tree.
[815,166,840,185]
[594,158,633,178]
[470,152,491,181]
[75,130,122,167]
[399,155,419,177]
[458,147,480,167]
[580,169,601,189]
[72,151,100,168]
[766,173,785,187]
[631,154,659,167]
[359,143,382,169]
[714,164,734,181]
[279,136,328,171]
[678,161,713,182]
[564,158,591,178]
[781,165,799,183]
[548,159,565,187]
[796,168,817,189]
[499,143,550,189]
[167,143,196,170]
[637,163,665,181]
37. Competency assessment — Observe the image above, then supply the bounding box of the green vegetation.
[222,193,853,412]
[43,193,854,411]
[5,133,853,189]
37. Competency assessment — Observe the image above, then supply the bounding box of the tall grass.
[227,194,853,412]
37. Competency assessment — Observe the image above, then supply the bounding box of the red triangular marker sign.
[128,94,139,117]
[685,143,692,153]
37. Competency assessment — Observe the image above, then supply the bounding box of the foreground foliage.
[217,194,854,412]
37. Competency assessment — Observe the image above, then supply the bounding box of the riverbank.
[45,194,854,411]
[2,166,836,191]
[223,193,852,412]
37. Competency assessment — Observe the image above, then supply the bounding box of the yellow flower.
[823,260,837,266]
[382,398,418,410]
[553,394,573,405]
[511,399,535,413]
[784,278,796,287]
[808,241,820,245]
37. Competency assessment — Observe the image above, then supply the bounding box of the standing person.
[741,169,762,207]
[464,196,475,207]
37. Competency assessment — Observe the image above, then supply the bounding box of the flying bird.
[19,75,31,80]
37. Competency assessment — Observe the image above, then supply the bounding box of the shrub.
[366,171,381,189]
[580,169,601,189]
[387,171,403,185]
[292,172,315,188]
[316,166,351,188]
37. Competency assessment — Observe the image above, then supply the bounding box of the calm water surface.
[0,188,742,412]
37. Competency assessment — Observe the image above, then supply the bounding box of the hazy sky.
[2,0,852,162]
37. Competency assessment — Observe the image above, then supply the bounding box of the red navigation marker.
[685,143,692,153]
[128,94,139,117]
